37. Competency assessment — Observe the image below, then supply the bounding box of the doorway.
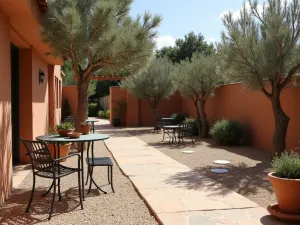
[11,44,20,165]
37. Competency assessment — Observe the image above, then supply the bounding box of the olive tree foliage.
[218,0,300,154]
[41,0,161,129]
[177,53,220,137]
[121,57,176,119]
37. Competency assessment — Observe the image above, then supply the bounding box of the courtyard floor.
[0,120,296,225]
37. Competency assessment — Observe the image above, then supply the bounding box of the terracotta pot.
[268,172,300,215]
[47,143,71,162]
[57,129,74,137]
[79,124,91,135]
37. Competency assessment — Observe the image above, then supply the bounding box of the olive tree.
[218,0,300,154]
[177,53,220,137]
[41,0,161,129]
[121,57,176,119]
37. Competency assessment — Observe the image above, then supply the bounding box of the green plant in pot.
[55,122,74,137]
[112,100,127,127]
[47,128,71,162]
[267,151,300,220]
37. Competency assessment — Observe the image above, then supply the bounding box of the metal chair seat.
[86,157,113,166]
[36,164,78,179]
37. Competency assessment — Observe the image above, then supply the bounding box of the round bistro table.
[86,119,99,133]
[36,133,109,200]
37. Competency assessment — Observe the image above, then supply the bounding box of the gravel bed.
[126,127,276,208]
[0,140,158,225]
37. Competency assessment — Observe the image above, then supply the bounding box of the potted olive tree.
[268,151,300,221]
[112,100,127,127]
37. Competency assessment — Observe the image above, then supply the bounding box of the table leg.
[92,122,95,133]
[81,142,85,201]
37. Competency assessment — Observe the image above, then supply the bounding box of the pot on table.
[57,129,74,137]
[79,123,92,135]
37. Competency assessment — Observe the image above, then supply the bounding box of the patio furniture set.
[155,117,194,144]
[20,118,114,220]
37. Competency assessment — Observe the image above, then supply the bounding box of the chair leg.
[110,166,115,193]
[191,134,194,144]
[88,166,94,194]
[162,131,165,142]
[48,179,56,220]
[107,166,110,184]
[58,178,62,201]
[26,174,36,212]
[85,166,90,185]
[78,170,83,210]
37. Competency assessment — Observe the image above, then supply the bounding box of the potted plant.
[47,128,71,162]
[55,122,74,137]
[268,151,300,218]
[79,122,92,135]
[112,100,127,127]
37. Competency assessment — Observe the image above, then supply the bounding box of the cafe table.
[86,118,99,133]
[36,133,109,200]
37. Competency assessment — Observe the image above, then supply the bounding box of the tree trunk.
[271,92,290,155]
[191,99,201,136]
[200,100,208,138]
[76,79,89,131]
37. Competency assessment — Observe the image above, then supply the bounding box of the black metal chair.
[20,138,83,220]
[85,141,114,194]
[178,122,195,144]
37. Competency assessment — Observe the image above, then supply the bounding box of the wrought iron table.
[36,133,109,200]
[86,119,99,133]
[162,125,180,143]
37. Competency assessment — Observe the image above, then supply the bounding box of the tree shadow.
[0,187,82,224]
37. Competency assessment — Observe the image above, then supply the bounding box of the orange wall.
[62,86,78,117]
[108,84,300,152]
[0,12,12,205]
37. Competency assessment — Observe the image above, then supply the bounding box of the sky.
[129,0,248,49]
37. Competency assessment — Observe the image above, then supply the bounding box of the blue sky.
[129,0,246,49]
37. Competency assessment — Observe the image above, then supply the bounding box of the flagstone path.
[98,120,294,225]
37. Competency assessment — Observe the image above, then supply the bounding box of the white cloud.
[219,2,264,20]
[154,35,176,50]
[206,37,216,44]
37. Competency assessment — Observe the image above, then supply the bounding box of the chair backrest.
[20,138,54,172]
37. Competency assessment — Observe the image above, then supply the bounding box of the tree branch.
[279,63,300,90]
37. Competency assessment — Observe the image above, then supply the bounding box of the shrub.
[98,110,105,118]
[271,151,300,179]
[61,99,71,121]
[88,103,99,117]
[184,117,199,135]
[105,110,110,119]
[209,119,242,145]
[55,122,74,130]
[171,113,186,124]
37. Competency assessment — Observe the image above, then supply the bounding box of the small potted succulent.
[47,128,71,162]
[268,151,300,219]
[55,122,74,137]
[79,122,92,135]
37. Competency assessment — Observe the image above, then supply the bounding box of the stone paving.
[98,121,294,225]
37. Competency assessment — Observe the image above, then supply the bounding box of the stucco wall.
[0,12,12,204]
[62,86,78,117]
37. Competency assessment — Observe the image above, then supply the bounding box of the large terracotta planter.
[268,172,300,215]
[79,123,91,135]
[47,143,71,162]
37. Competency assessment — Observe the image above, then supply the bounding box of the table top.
[86,119,99,123]
[161,118,174,120]
[36,133,109,143]
[163,125,180,129]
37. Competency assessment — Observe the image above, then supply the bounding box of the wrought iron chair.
[178,122,195,144]
[85,141,114,194]
[20,138,83,220]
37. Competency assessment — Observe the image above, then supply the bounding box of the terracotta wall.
[108,84,300,152]
[0,12,12,205]
[62,86,78,117]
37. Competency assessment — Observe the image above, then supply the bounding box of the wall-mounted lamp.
[39,69,45,84]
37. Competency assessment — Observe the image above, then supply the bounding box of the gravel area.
[126,127,276,208]
[0,140,158,225]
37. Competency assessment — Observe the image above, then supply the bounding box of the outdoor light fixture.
[39,69,45,84]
